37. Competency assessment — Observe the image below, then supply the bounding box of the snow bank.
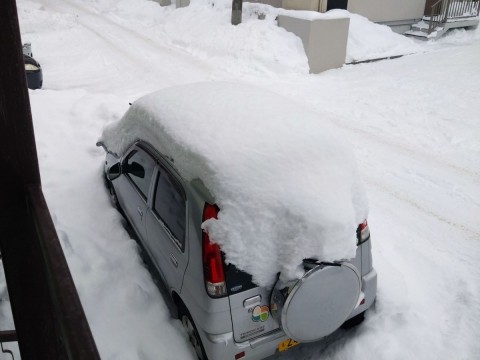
[329,10,422,63]
[276,8,421,62]
[101,82,368,286]
[17,0,77,34]
[160,0,310,75]
[79,0,421,74]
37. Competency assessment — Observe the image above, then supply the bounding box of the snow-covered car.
[97,82,377,360]
[22,42,42,89]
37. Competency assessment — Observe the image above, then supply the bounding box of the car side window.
[125,149,155,199]
[153,167,186,250]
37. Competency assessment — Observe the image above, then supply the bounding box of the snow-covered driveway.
[1,0,479,359]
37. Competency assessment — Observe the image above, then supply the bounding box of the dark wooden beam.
[0,0,101,359]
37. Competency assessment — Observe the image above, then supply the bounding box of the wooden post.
[232,0,243,25]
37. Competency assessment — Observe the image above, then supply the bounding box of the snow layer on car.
[100,82,368,286]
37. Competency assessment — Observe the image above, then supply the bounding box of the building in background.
[250,0,479,35]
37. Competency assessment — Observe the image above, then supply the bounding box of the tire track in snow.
[249,76,480,182]
[248,80,480,240]
[316,104,479,182]
[39,0,480,241]
[296,102,480,239]
[40,0,214,89]
[364,175,480,240]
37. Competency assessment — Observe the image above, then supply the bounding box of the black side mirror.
[107,162,121,181]
[127,162,145,178]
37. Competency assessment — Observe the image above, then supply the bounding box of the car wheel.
[179,306,208,360]
[104,176,119,208]
[341,311,365,329]
[108,185,119,208]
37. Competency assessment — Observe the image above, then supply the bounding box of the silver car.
[97,83,377,360]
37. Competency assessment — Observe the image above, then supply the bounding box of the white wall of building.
[252,0,426,23]
[347,0,426,22]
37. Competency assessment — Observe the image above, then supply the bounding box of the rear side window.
[153,168,186,249]
[125,149,155,199]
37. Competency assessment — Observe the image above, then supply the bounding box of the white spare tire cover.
[270,263,361,342]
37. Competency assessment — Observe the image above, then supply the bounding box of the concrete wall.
[249,0,328,11]
[277,14,349,73]
[152,0,171,6]
[248,0,282,7]
[176,0,189,8]
[282,0,319,11]
[347,0,426,22]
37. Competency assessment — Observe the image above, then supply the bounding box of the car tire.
[341,311,365,329]
[179,305,208,360]
[109,185,119,208]
[104,176,120,209]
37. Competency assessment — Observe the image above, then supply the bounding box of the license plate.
[278,338,300,352]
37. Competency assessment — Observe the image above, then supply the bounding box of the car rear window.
[224,261,256,295]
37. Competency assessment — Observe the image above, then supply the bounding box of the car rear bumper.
[346,267,377,320]
[201,267,377,360]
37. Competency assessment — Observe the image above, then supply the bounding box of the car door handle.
[243,295,262,309]
[169,254,178,268]
[137,206,143,217]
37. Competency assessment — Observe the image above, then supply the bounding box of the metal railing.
[447,0,480,17]
[428,0,480,33]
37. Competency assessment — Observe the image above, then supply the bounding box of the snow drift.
[100,82,369,286]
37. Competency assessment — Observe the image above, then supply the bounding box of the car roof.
[101,82,354,181]
[101,82,368,286]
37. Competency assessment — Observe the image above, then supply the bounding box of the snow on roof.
[101,82,368,286]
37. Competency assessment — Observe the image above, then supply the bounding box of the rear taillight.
[357,219,370,245]
[202,203,227,297]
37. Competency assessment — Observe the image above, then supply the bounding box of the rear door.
[145,163,188,291]
[226,265,281,343]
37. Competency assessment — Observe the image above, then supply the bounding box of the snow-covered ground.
[1,0,480,359]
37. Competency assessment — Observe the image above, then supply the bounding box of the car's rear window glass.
[153,169,186,248]
[224,261,256,295]
[125,149,155,199]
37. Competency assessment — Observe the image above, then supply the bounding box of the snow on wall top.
[101,82,368,286]
[278,9,350,21]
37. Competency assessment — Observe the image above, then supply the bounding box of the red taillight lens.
[357,219,370,245]
[235,351,246,359]
[202,203,227,297]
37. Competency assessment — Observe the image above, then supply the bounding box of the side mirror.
[127,162,145,178]
[107,162,121,181]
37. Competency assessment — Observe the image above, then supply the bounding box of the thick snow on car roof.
[101,82,368,286]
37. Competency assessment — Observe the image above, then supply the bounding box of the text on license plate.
[278,338,300,352]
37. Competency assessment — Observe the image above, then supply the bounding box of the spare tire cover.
[270,263,361,342]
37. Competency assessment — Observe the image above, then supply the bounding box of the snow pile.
[163,2,420,66]
[101,82,368,286]
[156,0,310,75]
[328,10,423,63]
[80,0,421,74]
[83,0,309,75]
[276,8,421,63]
[434,25,480,46]
[17,0,77,34]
